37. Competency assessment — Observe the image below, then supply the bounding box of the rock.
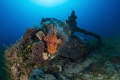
[29,68,57,80]
[29,68,45,80]
[112,54,120,64]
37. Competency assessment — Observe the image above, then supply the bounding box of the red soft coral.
[44,28,58,54]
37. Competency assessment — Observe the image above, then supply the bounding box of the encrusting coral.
[23,28,37,40]
[31,41,45,63]
[36,22,67,55]
[35,31,45,40]
[5,10,102,80]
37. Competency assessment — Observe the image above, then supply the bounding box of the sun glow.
[30,0,68,7]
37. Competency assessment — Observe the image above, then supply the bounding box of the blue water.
[0,0,120,80]
[0,0,120,47]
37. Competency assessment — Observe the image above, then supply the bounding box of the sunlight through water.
[30,0,68,7]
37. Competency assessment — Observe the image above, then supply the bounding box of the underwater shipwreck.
[5,10,103,80]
